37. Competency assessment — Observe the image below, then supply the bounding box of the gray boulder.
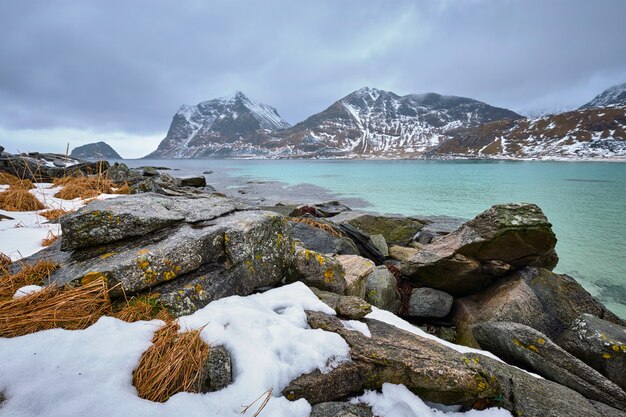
[412,216,465,244]
[287,247,347,295]
[369,234,388,257]
[453,267,624,348]
[401,203,558,296]
[50,194,294,316]
[408,287,454,318]
[364,266,401,314]
[310,287,372,320]
[283,311,499,406]
[331,212,424,245]
[558,314,626,392]
[288,220,359,255]
[200,346,232,392]
[310,402,373,417]
[473,321,626,411]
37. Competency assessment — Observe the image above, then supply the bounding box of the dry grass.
[0,187,45,211]
[54,176,115,200]
[114,184,132,194]
[41,231,58,247]
[114,294,171,323]
[0,172,34,189]
[0,278,111,338]
[0,260,57,301]
[288,217,345,238]
[39,208,71,221]
[133,321,210,402]
[0,253,10,276]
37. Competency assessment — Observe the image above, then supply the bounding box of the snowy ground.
[0,185,512,417]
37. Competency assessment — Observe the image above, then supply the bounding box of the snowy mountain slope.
[428,105,626,160]
[579,83,626,110]
[147,88,522,159]
[146,92,290,158]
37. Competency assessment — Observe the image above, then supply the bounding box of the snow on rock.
[12,285,42,299]
[353,383,511,417]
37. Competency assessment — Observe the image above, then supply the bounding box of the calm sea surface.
[126,159,626,318]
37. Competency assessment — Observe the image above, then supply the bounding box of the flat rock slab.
[401,203,558,296]
[283,311,500,406]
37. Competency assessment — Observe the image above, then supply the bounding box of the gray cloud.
[1,0,626,157]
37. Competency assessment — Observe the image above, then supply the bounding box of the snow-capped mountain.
[579,82,626,110]
[147,87,521,159]
[428,105,626,160]
[146,92,290,158]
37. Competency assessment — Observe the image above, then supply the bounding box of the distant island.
[144,83,626,160]
[71,141,122,160]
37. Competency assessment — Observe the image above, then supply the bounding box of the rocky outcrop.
[453,267,624,348]
[70,141,122,160]
[558,314,626,391]
[473,321,626,411]
[49,193,294,316]
[310,402,373,417]
[283,311,500,406]
[0,151,109,182]
[105,163,212,196]
[401,203,558,296]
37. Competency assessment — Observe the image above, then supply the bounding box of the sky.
[1,0,626,158]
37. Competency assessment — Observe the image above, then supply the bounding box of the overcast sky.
[1,0,625,158]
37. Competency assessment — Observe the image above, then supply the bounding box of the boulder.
[388,245,419,262]
[473,321,626,411]
[453,267,624,347]
[336,255,375,298]
[364,266,401,314]
[287,247,347,295]
[288,220,359,255]
[412,216,465,244]
[49,194,294,316]
[401,203,558,296]
[331,213,424,245]
[142,166,159,176]
[312,201,353,218]
[558,314,626,392]
[310,402,373,417]
[407,288,454,319]
[283,311,499,406]
[0,152,109,182]
[467,353,609,417]
[200,346,232,392]
[178,176,206,188]
[337,224,385,265]
[369,234,388,257]
[310,287,372,319]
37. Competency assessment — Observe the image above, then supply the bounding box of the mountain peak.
[580,82,626,109]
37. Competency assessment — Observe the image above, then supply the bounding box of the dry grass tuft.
[0,253,11,276]
[0,187,45,211]
[288,217,345,238]
[54,176,115,200]
[133,321,210,402]
[114,294,171,323]
[114,184,132,195]
[0,278,111,338]
[0,172,34,189]
[41,231,59,247]
[39,208,71,221]
[0,260,57,300]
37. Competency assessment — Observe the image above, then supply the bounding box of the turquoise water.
[130,159,626,318]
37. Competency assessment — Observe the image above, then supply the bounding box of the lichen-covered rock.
[369,234,388,257]
[287,247,347,294]
[310,402,373,417]
[388,245,419,262]
[200,346,232,392]
[289,220,359,255]
[558,314,626,392]
[336,255,375,298]
[60,193,242,250]
[364,266,401,314]
[331,213,424,245]
[467,353,607,417]
[473,322,626,411]
[453,267,624,348]
[283,311,500,406]
[408,287,454,318]
[310,287,372,319]
[401,203,558,296]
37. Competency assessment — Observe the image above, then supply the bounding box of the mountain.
[428,105,626,159]
[146,92,291,158]
[580,83,626,109]
[70,141,122,160]
[147,88,522,158]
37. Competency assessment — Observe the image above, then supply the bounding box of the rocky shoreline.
[2,153,626,417]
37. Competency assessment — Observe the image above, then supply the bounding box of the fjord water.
[132,159,626,318]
